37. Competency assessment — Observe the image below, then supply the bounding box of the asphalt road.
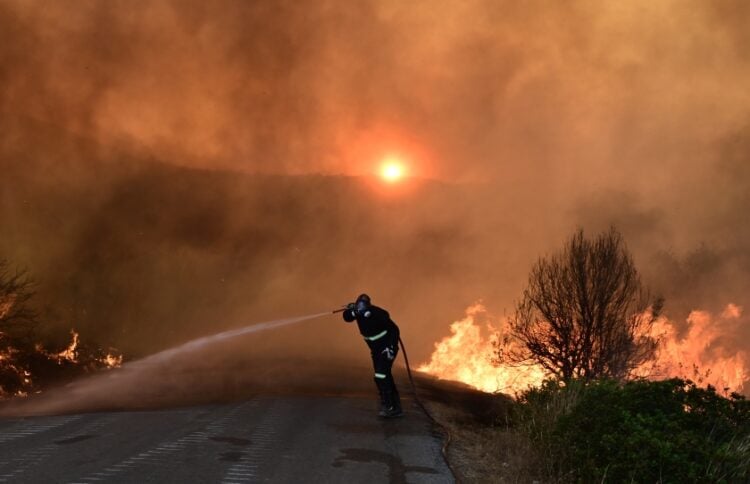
[0,395,453,483]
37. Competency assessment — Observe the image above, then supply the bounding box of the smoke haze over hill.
[1,0,749,387]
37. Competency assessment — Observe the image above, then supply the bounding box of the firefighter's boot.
[389,386,403,417]
[381,388,404,418]
[374,377,388,416]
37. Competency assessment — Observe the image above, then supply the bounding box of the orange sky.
[2,0,748,186]
[1,0,749,377]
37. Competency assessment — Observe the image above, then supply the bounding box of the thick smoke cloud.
[4,1,746,180]
[1,0,749,387]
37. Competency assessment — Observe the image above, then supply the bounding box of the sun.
[379,157,406,183]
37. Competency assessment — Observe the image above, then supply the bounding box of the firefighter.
[343,294,403,418]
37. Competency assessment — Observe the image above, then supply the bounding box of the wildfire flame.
[0,294,15,319]
[420,303,749,396]
[57,330,79,362]
[46,330,122,368]
[2,329,123,399]
[102,352,124,368]
[636,304,748,392]
[418,304,546,394]
[0,346,32,398]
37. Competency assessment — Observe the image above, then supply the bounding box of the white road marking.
[221,399,289,484]
[68,399,261,483]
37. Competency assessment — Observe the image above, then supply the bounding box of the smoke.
[1,0,749,394]
[0,313,350,416]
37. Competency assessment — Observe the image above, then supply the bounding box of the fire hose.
[332,308,459,482]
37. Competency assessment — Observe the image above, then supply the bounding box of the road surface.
[0,395,453,483]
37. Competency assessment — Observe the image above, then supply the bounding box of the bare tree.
[509,228,663,382]
[0,258,40,395]
[0,259,38,340]
[1,259,123,397]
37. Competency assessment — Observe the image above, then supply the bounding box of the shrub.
[518,378,750,483]
[514,379,586,479]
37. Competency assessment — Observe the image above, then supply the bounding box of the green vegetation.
[515,378,750,483]
[501,229,749,482]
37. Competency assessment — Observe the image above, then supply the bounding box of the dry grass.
[413,375,551,483]
[425,400,546,483]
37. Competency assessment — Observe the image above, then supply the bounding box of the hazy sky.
[3,1,748,180]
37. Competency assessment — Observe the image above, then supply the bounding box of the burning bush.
[0,259,121,398]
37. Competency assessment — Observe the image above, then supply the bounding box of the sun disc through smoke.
[380,157,406,183]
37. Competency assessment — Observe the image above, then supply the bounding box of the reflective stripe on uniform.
[374,373,387,379]
[363,330,388,341]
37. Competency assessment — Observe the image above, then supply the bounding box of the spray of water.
[0,312,332,417]
[128,312,331,369]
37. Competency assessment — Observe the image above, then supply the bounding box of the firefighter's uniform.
[343,297,403,417]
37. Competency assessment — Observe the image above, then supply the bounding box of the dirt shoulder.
[413,374,547,483]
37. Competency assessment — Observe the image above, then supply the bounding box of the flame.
[421,303,749,396]
[635,304,748,392]
[418,304,547,394]
[102,352,123,368]
[57,330,79,363]
[0,294,16,319]
[0,346,33,398]
[1,329,123,399]
[52,330,122,369]
[35,330,123,368]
